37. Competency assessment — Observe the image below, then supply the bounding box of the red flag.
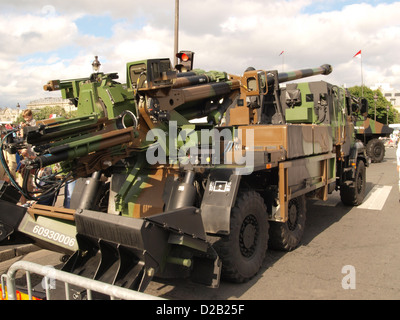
[353,50,361,58]
[279,50,284,56]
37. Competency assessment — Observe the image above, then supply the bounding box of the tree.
[35,106,67,120]
[15,106,78,125]
[348,86,399,124]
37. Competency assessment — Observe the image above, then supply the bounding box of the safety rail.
[1,261,165,300]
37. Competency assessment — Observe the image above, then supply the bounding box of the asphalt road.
[1,147,399,300]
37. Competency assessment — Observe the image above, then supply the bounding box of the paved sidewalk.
[0,243,40,262]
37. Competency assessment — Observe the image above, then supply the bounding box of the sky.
[1,0,400,108]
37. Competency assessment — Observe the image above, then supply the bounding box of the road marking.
[357,185,392,210]
[313,185,392,210]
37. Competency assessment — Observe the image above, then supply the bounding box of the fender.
[347,141,369,181]
[350,141,369,166]
[200,169,241,235]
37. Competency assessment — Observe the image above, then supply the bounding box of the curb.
[0,244,41,262]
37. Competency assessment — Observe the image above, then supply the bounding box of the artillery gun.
[0,53,368,297]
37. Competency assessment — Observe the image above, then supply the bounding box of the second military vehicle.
[354,117,393,163]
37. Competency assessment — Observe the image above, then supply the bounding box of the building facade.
[0,107,21,124]
[372,83,400,114]
[26,97,76,113]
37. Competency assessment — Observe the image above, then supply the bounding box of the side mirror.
[360,98,368,115]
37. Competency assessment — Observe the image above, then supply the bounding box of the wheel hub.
[239,215,259,258]
[373,145,382,157]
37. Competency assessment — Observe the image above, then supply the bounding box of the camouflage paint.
[285,82,316,123]
[275,64,332,84]
[354,117,393,136]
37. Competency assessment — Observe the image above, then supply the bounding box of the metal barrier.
[1,261,165,300]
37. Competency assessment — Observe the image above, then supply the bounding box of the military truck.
[0,53,368,296]
[354,117,393,163]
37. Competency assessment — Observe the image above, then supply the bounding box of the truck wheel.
[366,139,385,163]
[213,190,269,283]
[340,160,366,206]
[269,195,306,251]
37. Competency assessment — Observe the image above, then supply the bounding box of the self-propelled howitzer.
[25,59,334,177]
[0,53,367,298]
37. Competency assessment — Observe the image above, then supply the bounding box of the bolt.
[147,267,155,277]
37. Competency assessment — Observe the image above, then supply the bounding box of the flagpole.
[353,50,363,97]
[360,53,364,97]
[174,0,179,67]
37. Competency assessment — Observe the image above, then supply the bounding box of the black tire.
[340,160,366,206]
[213,190,269,283]
[269,195,306,251]
[366,139,385,163]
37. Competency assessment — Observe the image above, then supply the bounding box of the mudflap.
[61,206,221,297]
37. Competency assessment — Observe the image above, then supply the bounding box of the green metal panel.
[286,106,314,123]
[285,83,316,123]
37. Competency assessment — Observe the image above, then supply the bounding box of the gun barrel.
[268,64,332,85]
[27,127,136,168]
[27,115,109,146]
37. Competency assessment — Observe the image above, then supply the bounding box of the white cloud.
[0,0,400,108]
[0,14,78,57]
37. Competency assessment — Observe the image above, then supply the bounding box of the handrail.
[4,261,165,300]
